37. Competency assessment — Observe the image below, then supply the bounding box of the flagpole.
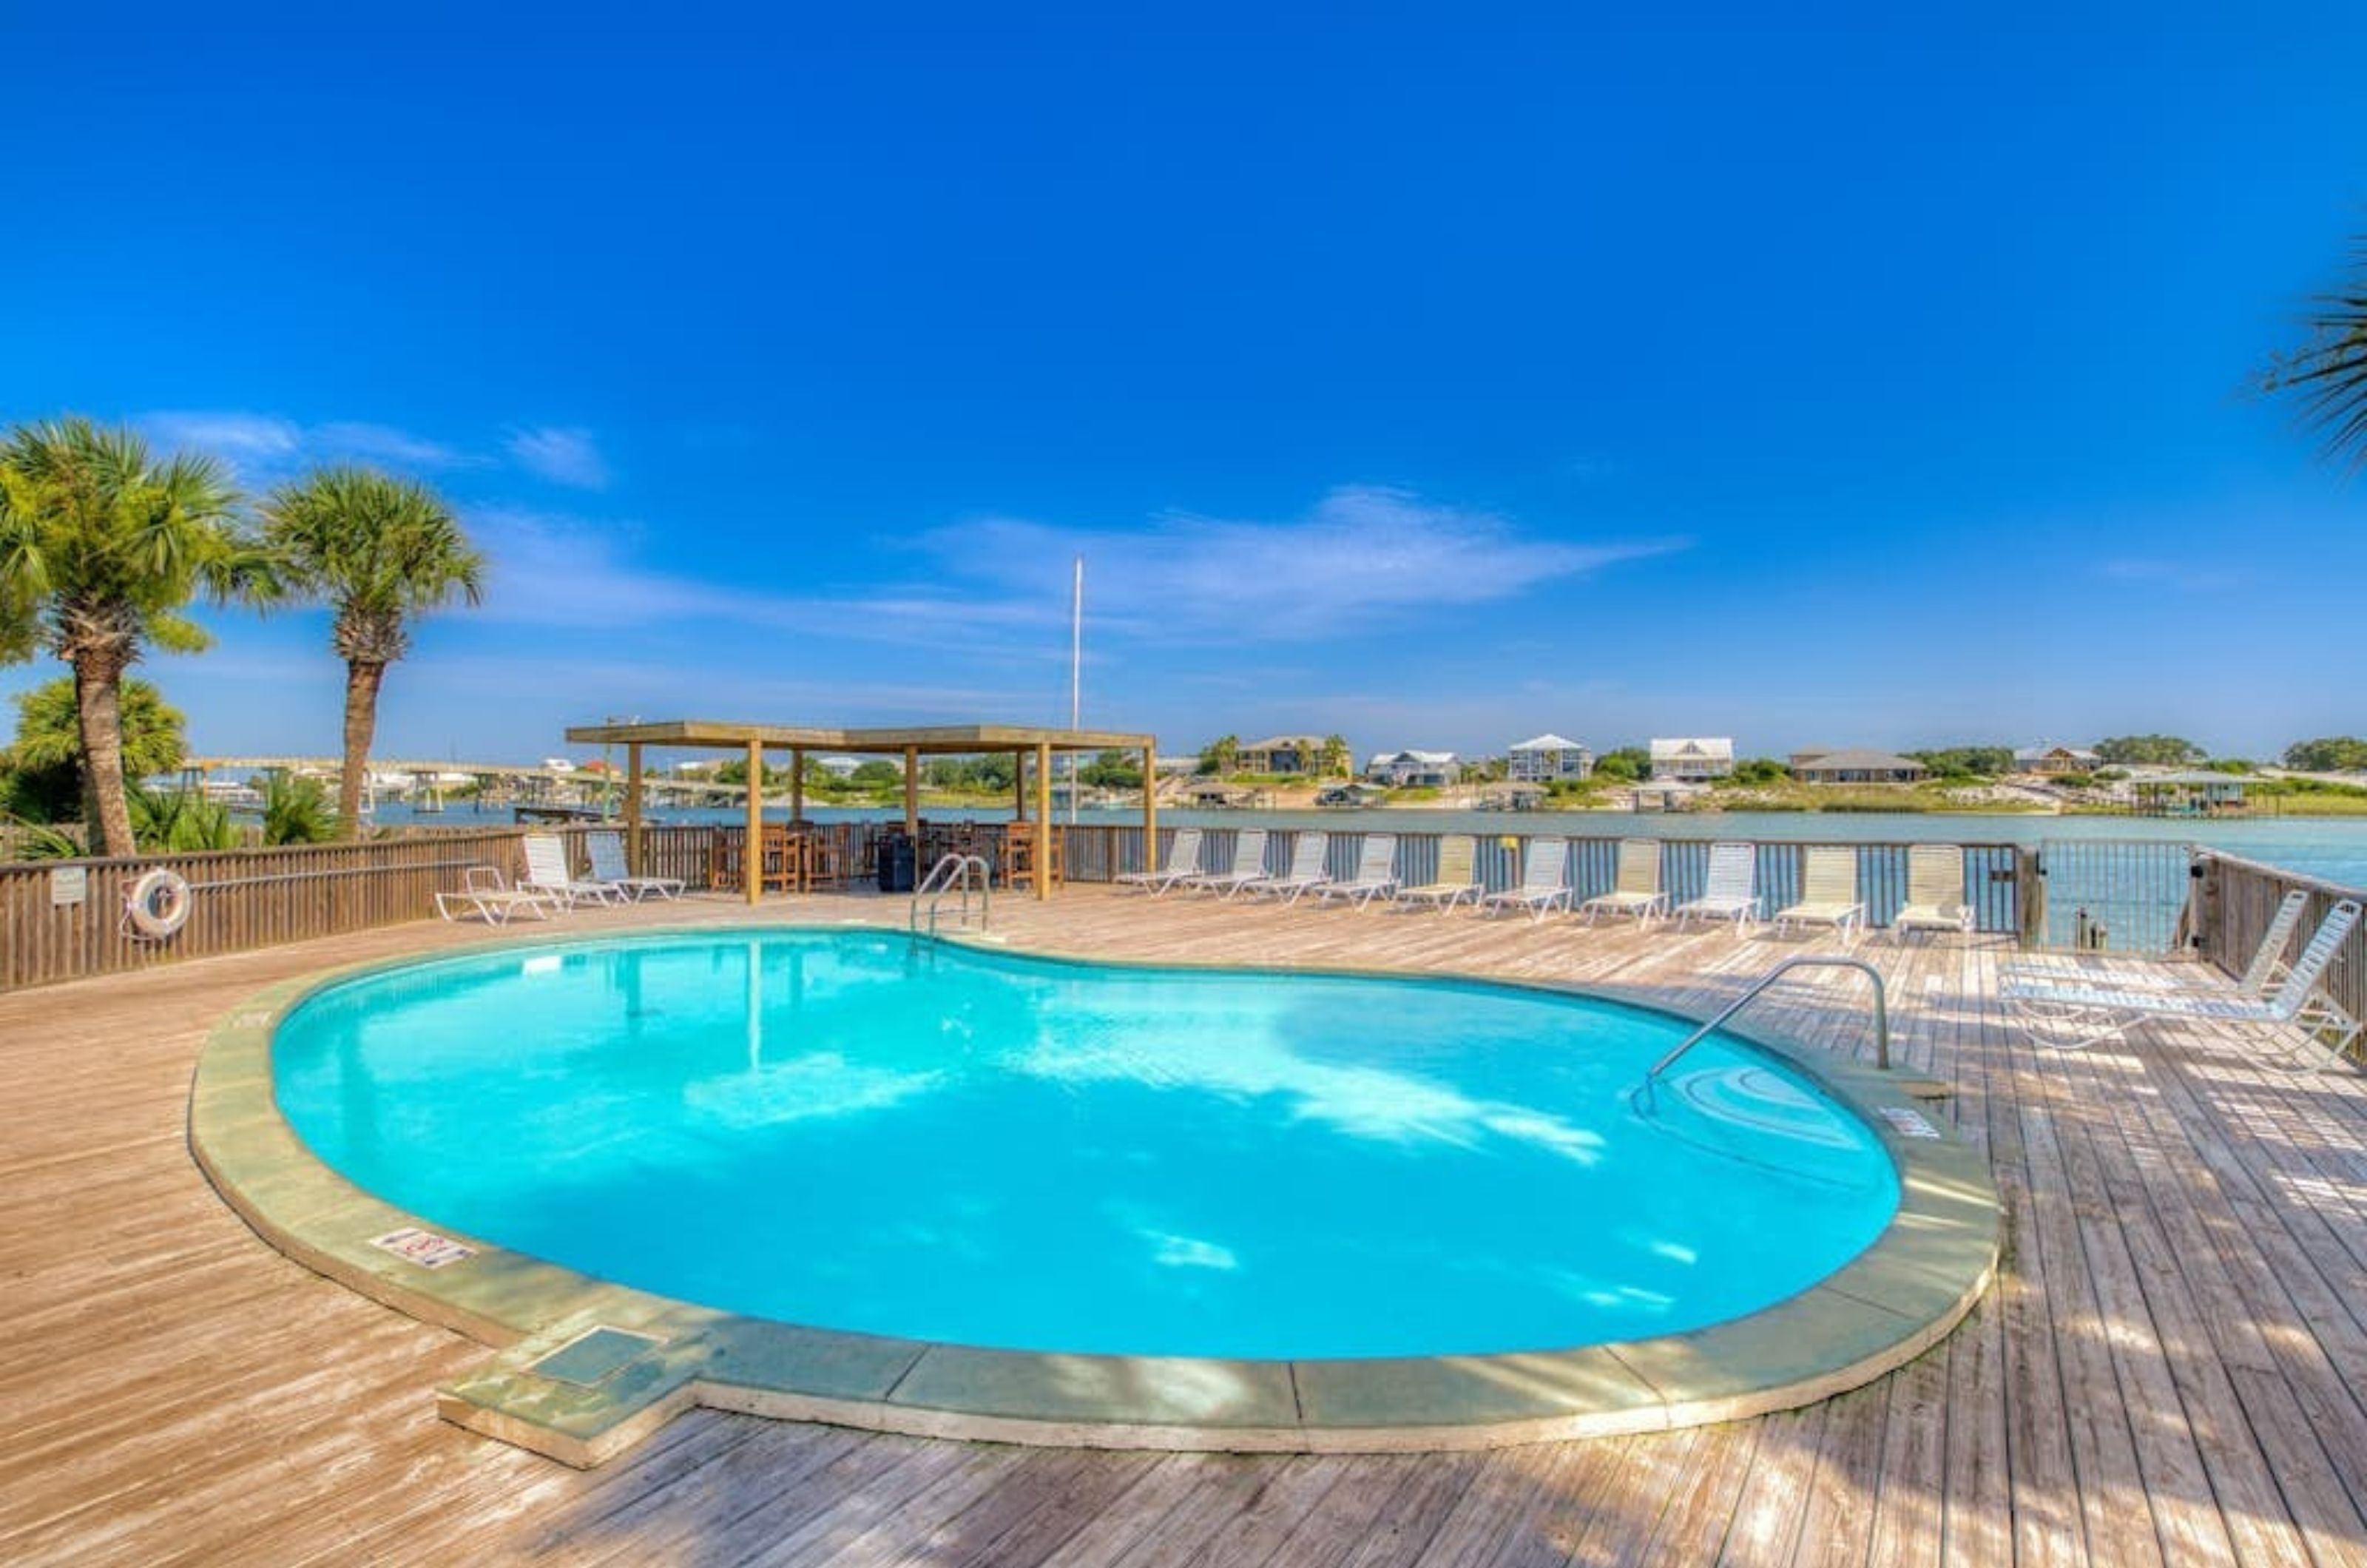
[1068,555,1084,825]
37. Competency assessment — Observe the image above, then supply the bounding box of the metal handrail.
[1646,956,1892,1078]
[911,854,992,936]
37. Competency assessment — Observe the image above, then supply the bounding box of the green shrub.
[263,774,336,845]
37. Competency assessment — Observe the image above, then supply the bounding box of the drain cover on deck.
[530,1327,666,1388]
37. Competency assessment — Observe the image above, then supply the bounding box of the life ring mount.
[127,868,194,939]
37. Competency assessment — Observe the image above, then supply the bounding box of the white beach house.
[1650,737,1735,782]
[1507,734,1593,783]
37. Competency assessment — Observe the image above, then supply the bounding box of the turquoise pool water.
[273,933,1900,1360]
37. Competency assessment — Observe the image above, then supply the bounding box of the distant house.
[1152,755,1201,777]
[2015,745,2100,776]
[1238,735,1325,775]
[1365,749,1458,788]
[1789,747,1929,785]
[1650,737,1735,783]
[1507,734,1593,783]
[813,755,863,779]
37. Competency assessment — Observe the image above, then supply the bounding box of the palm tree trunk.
[72,652,137,858]
[339,660,386,840]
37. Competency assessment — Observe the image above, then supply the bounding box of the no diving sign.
[370,1227,476,1270]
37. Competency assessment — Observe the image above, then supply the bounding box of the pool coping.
[187,919,2000,1467]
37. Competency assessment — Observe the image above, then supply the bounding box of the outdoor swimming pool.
[273,931,1901,1362]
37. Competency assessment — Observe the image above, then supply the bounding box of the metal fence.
[2028,838,2197,954]
[1076,825,2030,935]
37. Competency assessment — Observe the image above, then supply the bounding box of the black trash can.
[877,835,918,893]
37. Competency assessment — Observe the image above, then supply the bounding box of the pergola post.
[903,748,919,836]
[790,746,805,822]
[625,743,644,873]
[744,739,763,906]
[1012,750,1027,820]
[1034,742,1053,901]
[1141,740,1155,865]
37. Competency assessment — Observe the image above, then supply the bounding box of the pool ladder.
[912,854,992,938]
[1644,956,1893,1081]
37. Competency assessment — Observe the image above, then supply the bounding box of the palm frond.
[2264,238,2367,470]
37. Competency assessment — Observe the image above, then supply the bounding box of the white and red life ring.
[126,868,194,939]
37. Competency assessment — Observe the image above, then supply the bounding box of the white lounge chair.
[1578,839,1669,927]
[1243,832,1330,904]
[1180,828,1270,898]
[1311,834,1399,909]
[586,830,686,901]
[1773,846,1865,945]
[2003,889,2310,998]
[1116,828,1205,896]
[2002,899,2363,1064]
[1891,843,1973,942]
[1482,837,1571,922]
[521,833,629,908]
[1675,842,1760,933]
[1396,835,1481,912]
[434,865,560,925]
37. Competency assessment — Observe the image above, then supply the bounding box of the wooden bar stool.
[760,824,801,893]
[805,831,843,891]
[1003,825,1064,893]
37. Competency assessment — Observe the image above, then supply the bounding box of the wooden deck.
[4,888,2365,1567]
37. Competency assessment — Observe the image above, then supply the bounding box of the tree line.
[1905,737,2367,777]
[0,416,483,857]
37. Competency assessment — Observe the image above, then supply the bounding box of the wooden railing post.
[2016,845,2047,949]
[2188,851,2220,960]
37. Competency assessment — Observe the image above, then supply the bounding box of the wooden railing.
[0,818,2054,993]
[2190,851,2367,1031]
[0,828,553,992]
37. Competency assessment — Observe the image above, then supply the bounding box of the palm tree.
[2264,236,2367,467]
[1320,734,1352,779]
[260,467,484,838]
[4,674,189,828]
[0,418,266,856]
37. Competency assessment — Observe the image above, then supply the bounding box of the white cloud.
[457,486,1684,704]
[506,426,610,489]
[142,410,303,462]
[460,507,1065,657]
[921,485,1685,641]
[138,410,467,479]
[310,422,466,468]
[2096,558,2260,593]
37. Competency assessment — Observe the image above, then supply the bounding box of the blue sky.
[4,2,2364,765]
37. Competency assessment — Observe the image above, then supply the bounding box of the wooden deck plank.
[2066,1035,2361,1567]
[4,886,2365,1567]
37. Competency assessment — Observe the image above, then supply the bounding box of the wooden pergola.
[558,720,1158,904]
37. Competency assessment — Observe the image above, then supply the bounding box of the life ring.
[127,868,194,939]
